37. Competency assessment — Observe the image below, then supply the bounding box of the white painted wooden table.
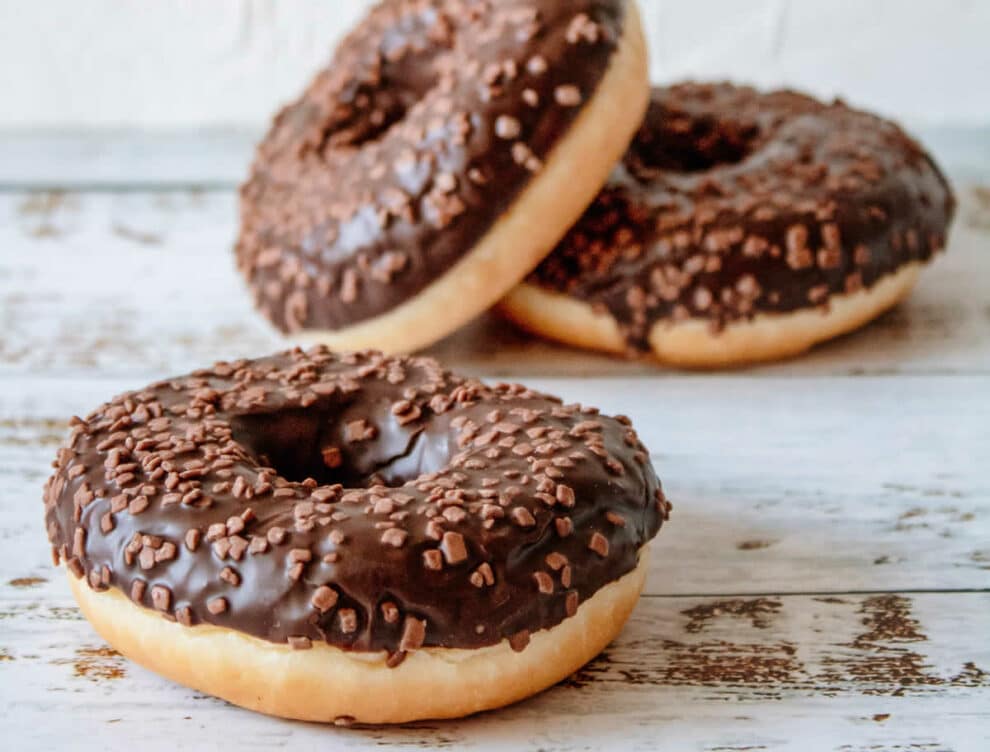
[0,136,988,751]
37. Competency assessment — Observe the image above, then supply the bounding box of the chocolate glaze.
[527,83,956,350]
[236,0,628,334]
[44,349,667,657]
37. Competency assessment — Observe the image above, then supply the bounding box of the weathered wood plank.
[2,187,989,379]
[0,131,256,190]
[3,374,986,596]
[1,142,988,749]
[1,575,987,750]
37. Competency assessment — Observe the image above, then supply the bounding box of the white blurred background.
[2,0,988,131]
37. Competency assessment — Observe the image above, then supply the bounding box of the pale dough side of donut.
[66,551,649,724]
[294,1,650,354]
[499,262,924,368]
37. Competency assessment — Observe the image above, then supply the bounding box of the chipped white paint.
[0,161,988,746]
[1,1,989,130]
[2,580,988,750]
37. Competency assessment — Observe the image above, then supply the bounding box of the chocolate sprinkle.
[44,348,664,656]
[509,630,531,652]
[399,615,427,652]
[588,531,610,557]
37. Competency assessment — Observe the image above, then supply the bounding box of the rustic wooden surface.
[0,160,988,749]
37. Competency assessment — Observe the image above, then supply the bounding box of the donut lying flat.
[44,348,668,723]
[501,83,956,367]
[236,0,649,354]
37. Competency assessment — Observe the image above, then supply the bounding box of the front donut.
[43,348,669,723]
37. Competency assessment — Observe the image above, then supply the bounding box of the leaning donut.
[501,83,956,367]
[44,348,668,723]
[236,0,649,354]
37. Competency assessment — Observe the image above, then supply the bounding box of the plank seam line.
[1,371,988,383]
[0,182,237,193]
[639,588,990,598]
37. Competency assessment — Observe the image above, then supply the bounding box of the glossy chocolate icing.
[45,349,667,656]
[236,0,628,333]
[526,83,956,349]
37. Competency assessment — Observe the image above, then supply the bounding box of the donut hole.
[231,408,449,489]
[321,86,418,150]
[309,16,456,152]
[628,113,759,175]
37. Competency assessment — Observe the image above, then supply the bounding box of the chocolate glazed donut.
[502,83,956,367]
[44,348,669,723]
[236,0,649,353]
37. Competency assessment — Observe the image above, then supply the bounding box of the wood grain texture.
[1,185,989,379]
[2,375,987,597]
[1,576,987,750]
[1,166,988,747]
